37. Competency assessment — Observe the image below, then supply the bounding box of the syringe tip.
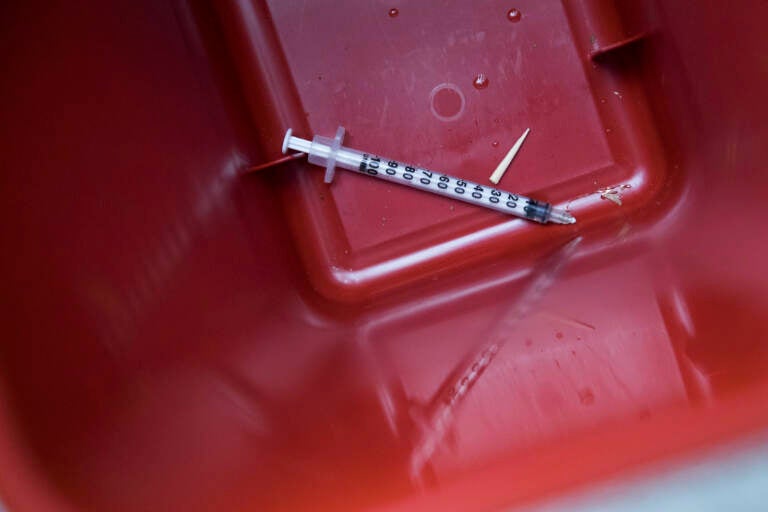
[548,208,577,225]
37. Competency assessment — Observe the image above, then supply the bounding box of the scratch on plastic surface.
[408,238,582,485]
[538,311,597,331]
[584,344,636,401]
[379,97,390,126]
[409,343,501,483]
[513,47,523,76]
[297,0,308,36]
[617,222,632,239]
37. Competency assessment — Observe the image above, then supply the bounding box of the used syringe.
[282,126,576,225]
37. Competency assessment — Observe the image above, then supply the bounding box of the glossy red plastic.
[2,1,768,511]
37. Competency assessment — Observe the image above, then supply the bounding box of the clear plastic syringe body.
[282,127,575,225]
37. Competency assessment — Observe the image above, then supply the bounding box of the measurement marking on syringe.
[360,153,524,212]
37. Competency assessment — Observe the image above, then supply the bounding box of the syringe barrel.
[332,145,554,224]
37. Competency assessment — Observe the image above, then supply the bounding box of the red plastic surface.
[2,1,768,511]
[259,0,670,300]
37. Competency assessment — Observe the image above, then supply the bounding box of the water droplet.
[491,140,499,148]
[507,8,522,22]
[388,7,399,17]
[555,331,564,340]
[578,388,595,406]
[472,73,489,89]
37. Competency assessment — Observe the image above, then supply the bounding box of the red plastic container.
[2,1,768,511]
